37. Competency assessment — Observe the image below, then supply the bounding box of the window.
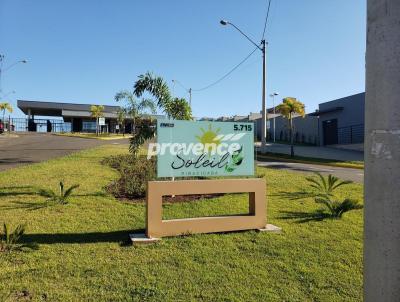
[82,121,96,133]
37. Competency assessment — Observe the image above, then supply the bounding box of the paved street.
[256,142,364,162]
[257,160,363,183]
[0,133,128,172]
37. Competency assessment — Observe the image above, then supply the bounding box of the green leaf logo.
[225,146,244,173]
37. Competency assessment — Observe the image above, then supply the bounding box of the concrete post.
[364,1,400,301]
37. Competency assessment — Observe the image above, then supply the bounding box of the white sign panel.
[99,117,105,126]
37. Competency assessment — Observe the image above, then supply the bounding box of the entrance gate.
[10,118,71,133]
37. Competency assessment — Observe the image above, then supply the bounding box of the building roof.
[17,100,120,117]
[318,92,365,108]
[308,107,344,116]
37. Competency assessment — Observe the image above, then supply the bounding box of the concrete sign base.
[129,233,160,245]
[143,178,280,239]
[258,224,282,233]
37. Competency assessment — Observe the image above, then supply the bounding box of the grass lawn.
[0,145,363,301]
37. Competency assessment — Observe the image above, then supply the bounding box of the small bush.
[315,198,363,218]
[306,172,363,218]
[103,155,156,199]
[103,155,216,200]
[38,181,79,204]
[306,172,352,200]
[0,223,26,252]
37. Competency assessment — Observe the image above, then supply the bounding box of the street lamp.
[3,60,28,71]
[0,55,28,93]
[269,92,279,142]
[220,19,267,152]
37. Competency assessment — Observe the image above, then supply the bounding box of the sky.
[0,0,366,118]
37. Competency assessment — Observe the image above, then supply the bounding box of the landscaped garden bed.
[102,154,226,203]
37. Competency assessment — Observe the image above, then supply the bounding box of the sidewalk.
[256,142,364,162]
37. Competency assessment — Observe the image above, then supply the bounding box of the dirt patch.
[13,290,32,301]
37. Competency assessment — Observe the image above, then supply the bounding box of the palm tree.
[133,72,171,110]
[1,223,26,252]
[165,98,193,120]
[116,108,126,136]
[38,181,80,204]
[0,102,13,132]
[133,72,192,120]
[305,172,362,218]
[114,90,156,134]
[276,97,305,157]
[90,105,104,136]
[306,172,353,200]
[117,72,192,155]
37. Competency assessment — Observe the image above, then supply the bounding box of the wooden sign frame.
[144,178,277,239]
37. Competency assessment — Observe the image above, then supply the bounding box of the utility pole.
[364,0,400,301]
[261,40,267,151]
[0,54,4,93]
[220,20,268,152]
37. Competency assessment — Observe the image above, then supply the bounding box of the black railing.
[338,124,364,144]
[274,130,318,145]
[10,118,71,133]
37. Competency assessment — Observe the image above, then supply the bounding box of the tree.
[116,107,126,136]
[133,72,192,120]
[0,102,13,132]
[165,98,192,120]
[276,97,305,157]
[114,90,156,134]
[90,105,104,136]
[121,72,192,155]
[133,72,171,110]
[127,118,155,155]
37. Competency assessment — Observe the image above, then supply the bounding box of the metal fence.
[338,124,364,144]
[275,129,318,145]
[10,118,71,133]
[10,118,27,132]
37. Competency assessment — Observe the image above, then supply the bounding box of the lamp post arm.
[0,59,27,93]
[3,61,25,72]
[228,22,262,50]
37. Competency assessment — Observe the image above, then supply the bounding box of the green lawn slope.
[0,145,363,302]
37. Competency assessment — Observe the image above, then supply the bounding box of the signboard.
[150,119,254,177]
[98,117,105,126]
[115,124,120,130]
[266,120,271,129]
